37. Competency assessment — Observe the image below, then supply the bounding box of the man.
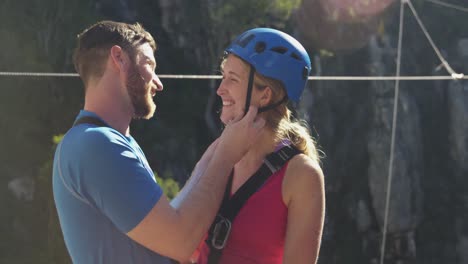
[52,20,264,264]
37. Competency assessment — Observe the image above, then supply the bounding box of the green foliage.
[35,137,71,264]
[0,134,71,264]
[52,135,64,145]
[0,1,98,263]
[319,49,335,58]
[155,172,181,201]
[275,0,302,13]
[210,0,301,35]
[0,0,98,71]
[0,0,98,175]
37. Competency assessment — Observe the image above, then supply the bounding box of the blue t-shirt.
[52,110,170,264]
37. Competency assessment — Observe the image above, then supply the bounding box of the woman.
[192,28,325,264]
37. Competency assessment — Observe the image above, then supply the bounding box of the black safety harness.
[73,116,109,128]
[205,144,301,263]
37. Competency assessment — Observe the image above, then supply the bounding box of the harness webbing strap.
[73,116,109,128]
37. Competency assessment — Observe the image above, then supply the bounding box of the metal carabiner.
[211,215,232,250]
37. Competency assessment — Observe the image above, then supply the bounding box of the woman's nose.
[216,80,226,96]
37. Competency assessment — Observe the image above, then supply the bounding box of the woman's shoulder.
[282,153,325,205]
[286,154,323,182]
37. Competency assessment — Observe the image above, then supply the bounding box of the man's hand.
[216,106,265,164]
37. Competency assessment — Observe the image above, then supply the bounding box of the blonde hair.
[220,55,321,163]
[253,74,321,163]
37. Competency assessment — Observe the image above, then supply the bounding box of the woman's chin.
[220,119,229,126]
[219,113,230,125]
[220,111,241,125]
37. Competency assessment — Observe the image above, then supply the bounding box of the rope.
[379,1,406,264]
[426,0,468,12]
[0,72,466,80]
[406,0,464,79]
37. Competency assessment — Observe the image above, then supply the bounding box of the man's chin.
[134,113,153,120]
[139,111,155,120]
[133,104,156,120]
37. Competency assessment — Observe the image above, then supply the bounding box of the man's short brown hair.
[73,21,156,87]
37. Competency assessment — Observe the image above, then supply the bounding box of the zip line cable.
[307,75,467,80]
[0,72,79,77]
[406,0,464,79]
[0,72,466,80]
[379,1,405,264]
[0,0,467,82]
[426,0,468,12]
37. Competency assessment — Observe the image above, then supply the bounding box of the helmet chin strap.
[244,65,255,117]
[244,65,288,116]
[258,95,288,113]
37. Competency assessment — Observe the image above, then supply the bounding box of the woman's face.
[217,54,265,125]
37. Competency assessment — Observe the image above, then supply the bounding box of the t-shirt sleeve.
[75,128,163,233]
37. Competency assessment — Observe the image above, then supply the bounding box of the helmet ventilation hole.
[290,52,301,61]
[270,46,288,54]
[255,41,266,53]
[237,34,255,48]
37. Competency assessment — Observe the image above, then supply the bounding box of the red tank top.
[198,162,290,264]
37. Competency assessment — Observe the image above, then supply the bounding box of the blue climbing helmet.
[225,28,311,113]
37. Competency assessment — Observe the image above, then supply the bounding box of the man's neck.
[83,80,132,136]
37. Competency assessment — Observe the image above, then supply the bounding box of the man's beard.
[126,64,156,119]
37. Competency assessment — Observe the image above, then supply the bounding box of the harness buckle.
[211,215,232,250]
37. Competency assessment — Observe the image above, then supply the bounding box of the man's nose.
[153,72,163,91]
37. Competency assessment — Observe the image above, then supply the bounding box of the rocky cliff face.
[297,2,468,262]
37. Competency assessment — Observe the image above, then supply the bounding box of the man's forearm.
[170,161,205,209]
[170,149,233,256]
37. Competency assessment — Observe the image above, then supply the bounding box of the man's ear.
[259,86,273,107]
[109,45,127,72]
